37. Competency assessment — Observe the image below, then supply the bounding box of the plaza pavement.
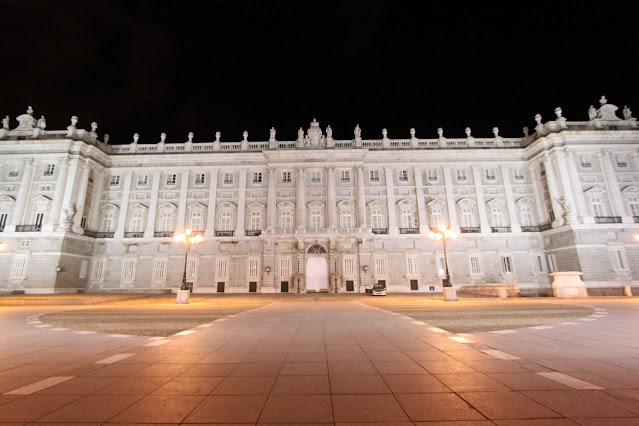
[0,295,638,424]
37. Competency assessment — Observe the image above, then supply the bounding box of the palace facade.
[0,98,638,294]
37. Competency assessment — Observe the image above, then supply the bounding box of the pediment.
[277,201,295,208]
[188,202,207,210]
[621,186,639,194]
[516,197,535,205]
[337,200,355,207]
[486,198,506,207]
[397,199,416,206]
[31,195,52,203]
[158,202,177,210]
[129,203,148,211]
[456,198,476,206]
[218,202,236,209]
[426,198,445,207]
[584,187,606,195]
[0,195,16,203]
[247,202,265,210]
[307,201,325,208]
[100,203,119,211]
[367,200,385,207]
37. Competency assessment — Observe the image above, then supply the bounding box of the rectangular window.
[20,240,30,248]
[520,206,534,226]
[279,257,290,277]
[461,207,475,227]
[375,257,387,276]
[533,254,547,274]
[406,255,418,276]
[153,259,167,280]
[250,211,262,230]
[122,258,136,280]
[456,169,467,181]
[159,212,173,232]
[0,213,7,231]
[9,164,20,177]
[248,259,259,278]
[253,172,262,184]
[195,173,206,185]
[469,255,482,275]
[430,207,444,228]
[590,197,606,217]
[280,211,292,229]
[491,208,504,227]
[513,168,524,181]
[187,259,198,279]
[611,248,626,270]
[81,217,86,230]
[35,213,44,228]
[371,208,383,229]
[10,255,28,279]
[43,164,55,176]
[216,258,228,278]
[369,170,379,182]
[485,168,496,181]
[310,171,321,183]
[580,154,592,168]
[40,185,52,191]
[282,171,291,183]
[79,260,88,279]
[190,211,202,231]
[547,254,558,272]
[102,212,115,232]
[340,170,350,182]
[110,175,120,186]
[501,255,513,274]
[91,260,105,280]
[341,209,352,228]
[85,243,92,252]
[628,197,639,217]
[401,208,414,228]
[166,174,177,185]
[343,257,355,277]
[129,212,143,232]
[615,154,627,167]
[219,211,232,231]
[223,173,233,184]
[427,169,438,182]
[138,174,148,186]
[398,170,409,182]
[311,210,322,228]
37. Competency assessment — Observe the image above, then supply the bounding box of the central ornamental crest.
[307,244,327,254]
[304,118,326,149]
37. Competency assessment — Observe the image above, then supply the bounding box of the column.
[44,157,69,232]
[176,170,190,232]
[266,168,276,230]
[500,165,521,232]
[72,161,91,233]
[471,166,491,233]
[356,166,367,228]
[6,158,36,232]
[205,169,219,237]
[554,150,579,220]
[384,167,398,234]
[87,171,105,231]
[235,169,247,236]
[598,149,633,223]
[413,167,428,234]
[565,150,592,223]
[296,167,306,229]
[542,155,564,227]
[326,166,337,229]
[441,166,459,232]
[114,171,133,238]
[528,162,549,224]
[58,158,80,225]
[144,171,161,237]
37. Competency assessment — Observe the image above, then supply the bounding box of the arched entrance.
[305,244,328,292]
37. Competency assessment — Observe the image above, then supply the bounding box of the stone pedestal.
[498,287,508,299]
[623,286,633,297]
[175,289,190,304]
[551,272,588,298]
[443,287,458,301]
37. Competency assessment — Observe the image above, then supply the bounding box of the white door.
[306,257,328,291]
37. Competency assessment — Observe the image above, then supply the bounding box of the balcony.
[124,232,144,238]
[399,228,419,234]
[491,227,511,233]
[372,228,388,235]
[83,230,98,238]
[634,216,639,223]
[595,216,622,224]
[521,226,541,232]
[154,231,174,238]
[246,230,262,236]
[16,225,41,232]
[215,231,234,237]
[460,227,481,233]
[95,232,114,238]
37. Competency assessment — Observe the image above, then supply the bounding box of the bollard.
[623,286,633,297]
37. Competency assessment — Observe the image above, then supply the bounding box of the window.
[406,256,418,276]
[371,208,383,229]
[85,243,92,252]
[101,212,115,232]
[187,259,198,279]
[250,211,262,230]
[485,169,496,181]
[340,170,350,182]
[369,170,379,182]
[279,257,290,277]
[248,259,259,278]
[223,173,233,184]
[216,258,228,278]
[282,171,291,183]
[219,211,232,231]
[427,169,438,182]
[343,257,355,277]
[430,207,444,228]
[341,209,352,228]
[0,213,7,231]
[20,240,30,248]
[43,164,55,176]
[190,211,202,231]
[137,174,148,186]
[513,168,524,181]
[461,207,475,227]
[80,217,86,229]
[311,210,323,228]
[611,248,627,270]
[401,208,414,228]
[310,171,320,183]
[110,175,120,186]
[153,259,167,280]
[159,211,173,232]
[81,259,90,278]
[580,154,592,168]
[280,210,292,229]
[590,197,606,217]
[166,174,177,185]
[129,212,143,232]
[252,172,262,184]
[533,254,547,274]
[615,154,627,167]
[34,213,44,228]
[469,255,483,275]
[547,254,558,272]
[91,260,105,280]
[500,255,513,274]
[491,207,504,227]
[195,173,205,185]
[520,206,534,226]
[398,170,409,182]
[375,257,387,276]
[122,258,136,280]
[9,164,20,177]
[456,169,467,181]
[628,197,639,217]
[40,185,52,191]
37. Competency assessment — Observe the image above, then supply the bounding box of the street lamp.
[0,242,5,251]
[635,233,639,241]
[173,228,203,304]
[428,224,457,288]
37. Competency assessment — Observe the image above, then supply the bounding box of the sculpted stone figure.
[354,124,361,139]
[63,203,76,223]
[298,127,304,140]
[326,125,332,139]
[37,115,46,129]
[623,105,633,120]
[2,116,9,129]
[588,105,597,120]
[269,127,276,140]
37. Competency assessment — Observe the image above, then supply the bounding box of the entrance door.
[281,281,289,293]
[249,282,257,293]
[217,282,225,293]
[306,257,328,291]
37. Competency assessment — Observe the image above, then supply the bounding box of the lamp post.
[0,242,5,251]
[428,224,458,300]
[173,228,203,304]
[635,233,639,241]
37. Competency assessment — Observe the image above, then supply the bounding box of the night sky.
[1,1,637,144]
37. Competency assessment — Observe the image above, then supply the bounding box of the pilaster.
[500,165,521,232]
[598,149,633,223]
[87,171,105,231]
[43,157,69,231]
[565,149,593,223]
[471,166,491,233]
[235,169,247,236]
[542,155,565,227]
[205,169,219,237]
[413,167,428,234]
[144,171,161,237]
[114,171,133,239]
[176,170,190,232]
[296,167,306,229]
[6,158,36,232]
[266,168,276,230]
[356,166,367,228]
[326,166,337,229]
[72,161,91,234]
[441,166,459,232]
[384,167,398,234]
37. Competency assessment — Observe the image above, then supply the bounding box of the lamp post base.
[175,289,190,304]
[443,287,458,301]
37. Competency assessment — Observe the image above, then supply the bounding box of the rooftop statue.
[37,115,46,129]
[2,116,9,129]
[304,118,326,149]
[326,125,332,139]
[269,127,276,141]
[297,127,304,141]
[588,105,597,120]
[354,124,361,139]
[623,105,633,120]
[15,106,37,130]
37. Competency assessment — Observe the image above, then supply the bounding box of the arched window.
[307,244,327,254]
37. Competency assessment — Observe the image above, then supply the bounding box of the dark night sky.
[1,0,637,144]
